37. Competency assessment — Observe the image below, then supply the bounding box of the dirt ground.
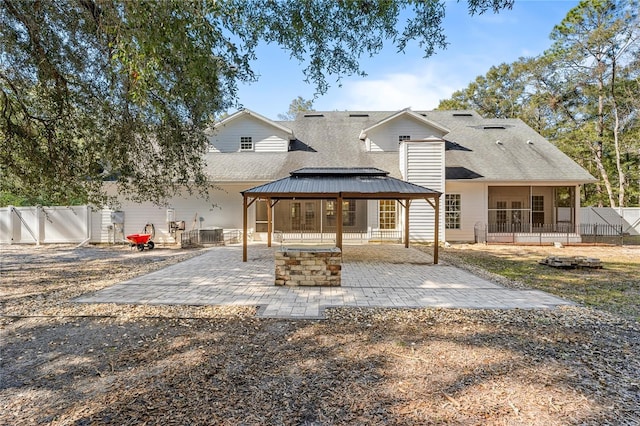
[1,244,639,425]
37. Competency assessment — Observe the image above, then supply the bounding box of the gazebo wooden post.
[242,195,248,262]
[404,199,411,248]
[434,195,440,265]
[336,195,343,250]
[266,197,272,247]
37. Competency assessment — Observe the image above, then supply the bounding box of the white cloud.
[323,65,467,112]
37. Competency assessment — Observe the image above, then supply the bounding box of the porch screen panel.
[255,200,268,232]
[291,202,301,230]
[305,202,315,229]
[532,196,544,226]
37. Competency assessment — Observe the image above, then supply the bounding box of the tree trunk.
[610,56,626,208]
[596,60,617,208]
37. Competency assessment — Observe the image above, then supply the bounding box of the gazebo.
[241,168,442,263]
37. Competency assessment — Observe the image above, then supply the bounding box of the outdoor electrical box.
[110,211,125,224]
[166,208,175,223]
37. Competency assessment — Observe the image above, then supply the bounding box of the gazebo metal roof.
[242,167,441,199]
[241,168,442,263]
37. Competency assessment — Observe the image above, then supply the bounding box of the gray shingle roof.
[205,109,596,184]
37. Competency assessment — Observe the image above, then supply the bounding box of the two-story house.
[101,108,596,245]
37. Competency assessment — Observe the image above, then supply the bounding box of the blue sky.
[235,0,579,120]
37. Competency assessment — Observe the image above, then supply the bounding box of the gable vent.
[349,113,369,117]
[483,125,506,130]
[304,113,324,118]
[453,113,473,117]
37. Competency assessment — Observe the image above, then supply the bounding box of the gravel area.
[1,244,639,425]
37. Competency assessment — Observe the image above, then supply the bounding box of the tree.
[437,62,527,119]
[547,0,639,207]
[437,0,640,207]
[277,96,315,121]
[0,0,514,206]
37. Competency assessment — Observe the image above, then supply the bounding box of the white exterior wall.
[401,140,445,242]
[209,116,289,152]
[366,200,377,230]
[366,117,446,152]
[445,181,487,242]
[93,183,254,245]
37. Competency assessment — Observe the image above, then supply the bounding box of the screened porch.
[481,185,581,243]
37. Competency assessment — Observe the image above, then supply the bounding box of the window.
[445,194,461,229]
[240,136,253,151]
[398,135,411,142]
[532,196,544,225]
[325,200,356,227]
[379,200,396,230]
[343,200,356,227]
[325,200,336,226]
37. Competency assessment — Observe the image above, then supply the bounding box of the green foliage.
[278,96,315,121]
[0,0,514,206]
[438,0,640,207]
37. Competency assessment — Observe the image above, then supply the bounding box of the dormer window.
[240,136,253,151]
[398,135,411,142]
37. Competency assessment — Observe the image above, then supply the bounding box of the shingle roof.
[205,109,596,184]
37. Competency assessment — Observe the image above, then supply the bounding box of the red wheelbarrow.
[126,233,155,251]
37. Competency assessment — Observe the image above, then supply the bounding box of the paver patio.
[75,244,572,319]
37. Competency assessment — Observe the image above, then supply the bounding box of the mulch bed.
[1,244,639,425]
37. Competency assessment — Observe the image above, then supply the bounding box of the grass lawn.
[443,244,640,320]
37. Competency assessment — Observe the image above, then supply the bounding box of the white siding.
[366,200,379,230]
[402,140,445,242]
[445,182,487,242]
[94,183,252,245]
[399,142,407,178]
[90,209,113,243]
[367,116,447,152]
[209,116,289,152]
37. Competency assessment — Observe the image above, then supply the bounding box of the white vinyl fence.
[0,205,180,246]
[0,206,92,244]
